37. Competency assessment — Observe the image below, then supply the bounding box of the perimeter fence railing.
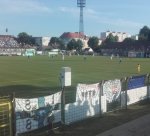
[0,73,150,136]
[0,95,13,136]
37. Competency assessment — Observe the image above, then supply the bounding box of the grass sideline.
[0,55,149,136]
[0,55,149,97]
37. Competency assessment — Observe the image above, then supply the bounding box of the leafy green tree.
[49,37,57,45]
[58,38,65,50]
[49,37,59,49]
[17,32,35,45]
[88,36,99,51]
[114,35,119,41]
[76,39,83,52]
[67,39,83,51]
[67,39,77,50]
[104,33,118,43]
[139,26,150,41]
[123,37,135,43]
[49,37,65,50]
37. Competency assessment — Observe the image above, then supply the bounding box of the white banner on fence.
[127,86,147,105]
[101,95,107,113]
[103,79,121,103]
[148,86,150,98]
[64,100,101,124]
[65,83,100,124]
[76,83,100,104]
[15,91,61,134]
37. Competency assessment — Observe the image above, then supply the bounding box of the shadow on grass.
[0,85,77,104]
[0,85,62,98]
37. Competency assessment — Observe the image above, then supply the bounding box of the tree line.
[16,25,150,52]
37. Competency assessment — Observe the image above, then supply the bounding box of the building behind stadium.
[100,31,138,42]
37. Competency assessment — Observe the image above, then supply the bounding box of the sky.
[0,0,150,37]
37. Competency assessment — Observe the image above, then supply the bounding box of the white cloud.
[85,8,115,18]
[58,7,103,17]
[93,16,143,29]
[84,8,144,29]
[57,6,143,29]
[56,6,144,30]
[0,0,52,15]
[111,19,143,28]
[57,7,113,18]
[58,7,79,16]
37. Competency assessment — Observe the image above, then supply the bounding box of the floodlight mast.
[77,0,86,37]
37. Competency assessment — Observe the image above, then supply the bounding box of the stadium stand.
[0,35,19,47]
[0,35,36,56]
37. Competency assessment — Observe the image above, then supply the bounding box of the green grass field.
[0,55,149,98]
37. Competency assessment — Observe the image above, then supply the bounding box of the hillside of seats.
[0,35,19,48]
[0,35,35,56]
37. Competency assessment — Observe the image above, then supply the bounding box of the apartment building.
[101,31,131,42]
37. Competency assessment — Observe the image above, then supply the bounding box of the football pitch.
[0,55,149,98]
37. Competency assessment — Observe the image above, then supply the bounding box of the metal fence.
[0,74,150,136]
[63,74,150,125]
[0,95,12,136]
